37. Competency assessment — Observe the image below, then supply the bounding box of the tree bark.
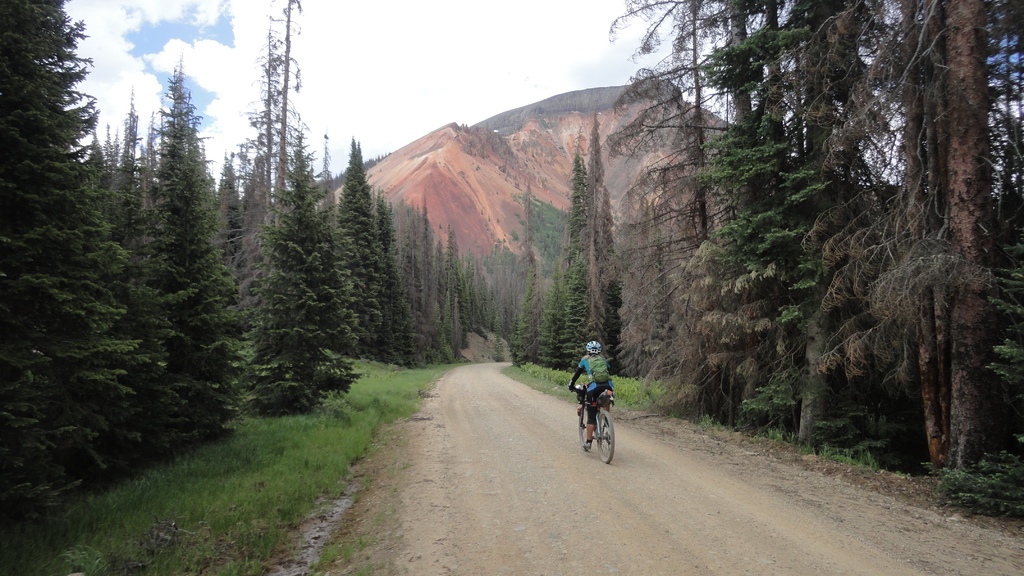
[276,0,299,196]
[798,310,827,445]
[945,0,1003,468]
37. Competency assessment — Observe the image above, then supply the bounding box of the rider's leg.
[584,384,608,442]
[586,404,597,441]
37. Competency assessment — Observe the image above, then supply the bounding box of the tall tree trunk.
[905,0,955,468]
[798,308,828,445]
[276,0,299,196]
[918,293,951,466]
[945,0,1003,468]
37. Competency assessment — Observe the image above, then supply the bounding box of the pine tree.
[375,193,414,365]
[150,65,241,440]
[585,115,622,359]
[442,227,468,354]
[539,271,569,368]
[216,154,244,273]
[95,101,180,471]
[0,0,136,519]
[512,263,543,365]
[560,256,594,365]
[338,139,383,357]
[567,152,588,259]
[275,0,302,197]
[248,132,357,415]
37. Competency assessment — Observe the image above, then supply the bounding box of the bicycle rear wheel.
[578,404,587,448]
[598,410,615,464]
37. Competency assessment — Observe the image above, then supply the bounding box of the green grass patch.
[754,427,796,444]
[503,363,664,410]
[814,445,881,470]
[1,362,450,576]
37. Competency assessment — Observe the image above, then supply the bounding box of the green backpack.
[589,354,610,383]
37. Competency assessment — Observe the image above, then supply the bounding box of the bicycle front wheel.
[598,410,615,464]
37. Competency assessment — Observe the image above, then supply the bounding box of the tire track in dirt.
[329,363,1024,575]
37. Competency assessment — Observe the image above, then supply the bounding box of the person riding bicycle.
[567,340,614,452]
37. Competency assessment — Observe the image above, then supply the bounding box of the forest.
[2,0,1022,522]
[512,0,1024,514]
[0,0,509,522]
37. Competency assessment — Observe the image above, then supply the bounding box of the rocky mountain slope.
[359,86,664,255]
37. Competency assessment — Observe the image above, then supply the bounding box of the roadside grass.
[508,364,889,472]
[502,362,664,410]
[0,362,449,576]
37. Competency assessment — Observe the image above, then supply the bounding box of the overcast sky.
[65,0,662,175]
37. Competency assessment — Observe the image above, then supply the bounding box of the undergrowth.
[504,362,664,409]
[938,436,1024,517]
[0,361,449,576]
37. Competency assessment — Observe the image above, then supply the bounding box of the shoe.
[583,440,592,452]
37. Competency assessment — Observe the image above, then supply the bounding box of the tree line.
[0,0,502,521]
[6,0,1021,523]
[504,0,1023,512]
[584,0,1022,476]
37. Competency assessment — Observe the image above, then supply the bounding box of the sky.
[65,0,664,175]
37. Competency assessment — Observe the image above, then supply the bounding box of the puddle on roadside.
[267,481,360,576]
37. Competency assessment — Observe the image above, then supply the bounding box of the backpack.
[588,354,610,383]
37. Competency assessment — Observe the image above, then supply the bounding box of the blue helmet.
[585,341,602,354]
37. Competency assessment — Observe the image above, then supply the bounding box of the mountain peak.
[365,86,660,256]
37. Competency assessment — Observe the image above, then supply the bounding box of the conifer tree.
[586,115,622,359]
[150,65,241,440]
[0,0,135,518]
[248,133,356,414]
[393,201,442,363]
[216,154,244,273]
[338,139,383,356]
[441,227,467,354]
[567,152,589,259]
[375,193,415,365]
[539,271,569,368]
[512,263,543,365]
[560,256,594,365]
[275,0,302,196]
[96,101,180,470]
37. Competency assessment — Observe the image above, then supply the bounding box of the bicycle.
[574,385,615,463]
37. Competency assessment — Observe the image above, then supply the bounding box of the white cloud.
[66,0,664,175]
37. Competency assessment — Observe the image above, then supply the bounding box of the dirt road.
[327,363,1024,575]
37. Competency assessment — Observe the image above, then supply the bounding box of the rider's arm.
[569,361,587,386]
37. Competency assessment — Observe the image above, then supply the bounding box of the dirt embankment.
[316,363,1024,575]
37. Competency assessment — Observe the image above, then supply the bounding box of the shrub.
[514,363,663,409]
[939,436,1024,517]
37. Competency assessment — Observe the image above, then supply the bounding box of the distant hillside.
[475,86,629,136]
[359,86,668,256]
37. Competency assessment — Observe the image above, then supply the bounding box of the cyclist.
[567,340,614,451]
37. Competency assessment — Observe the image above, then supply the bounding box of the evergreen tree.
[375,193,415,365]
[512,262,543,365]
[567,152,588,259]
[0,0,135,519]
[585,115,622,360]
[248,132,357,415]
[560,256,594,365]
[442,227,470,353]
[150,65,241,440]
[539,271,569,368]
[393,201,440,364]
[216,154,244,274]
[338,139,383,357]
[95,100,180,471]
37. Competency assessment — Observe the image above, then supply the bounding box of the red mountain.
[362,86,665,256]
